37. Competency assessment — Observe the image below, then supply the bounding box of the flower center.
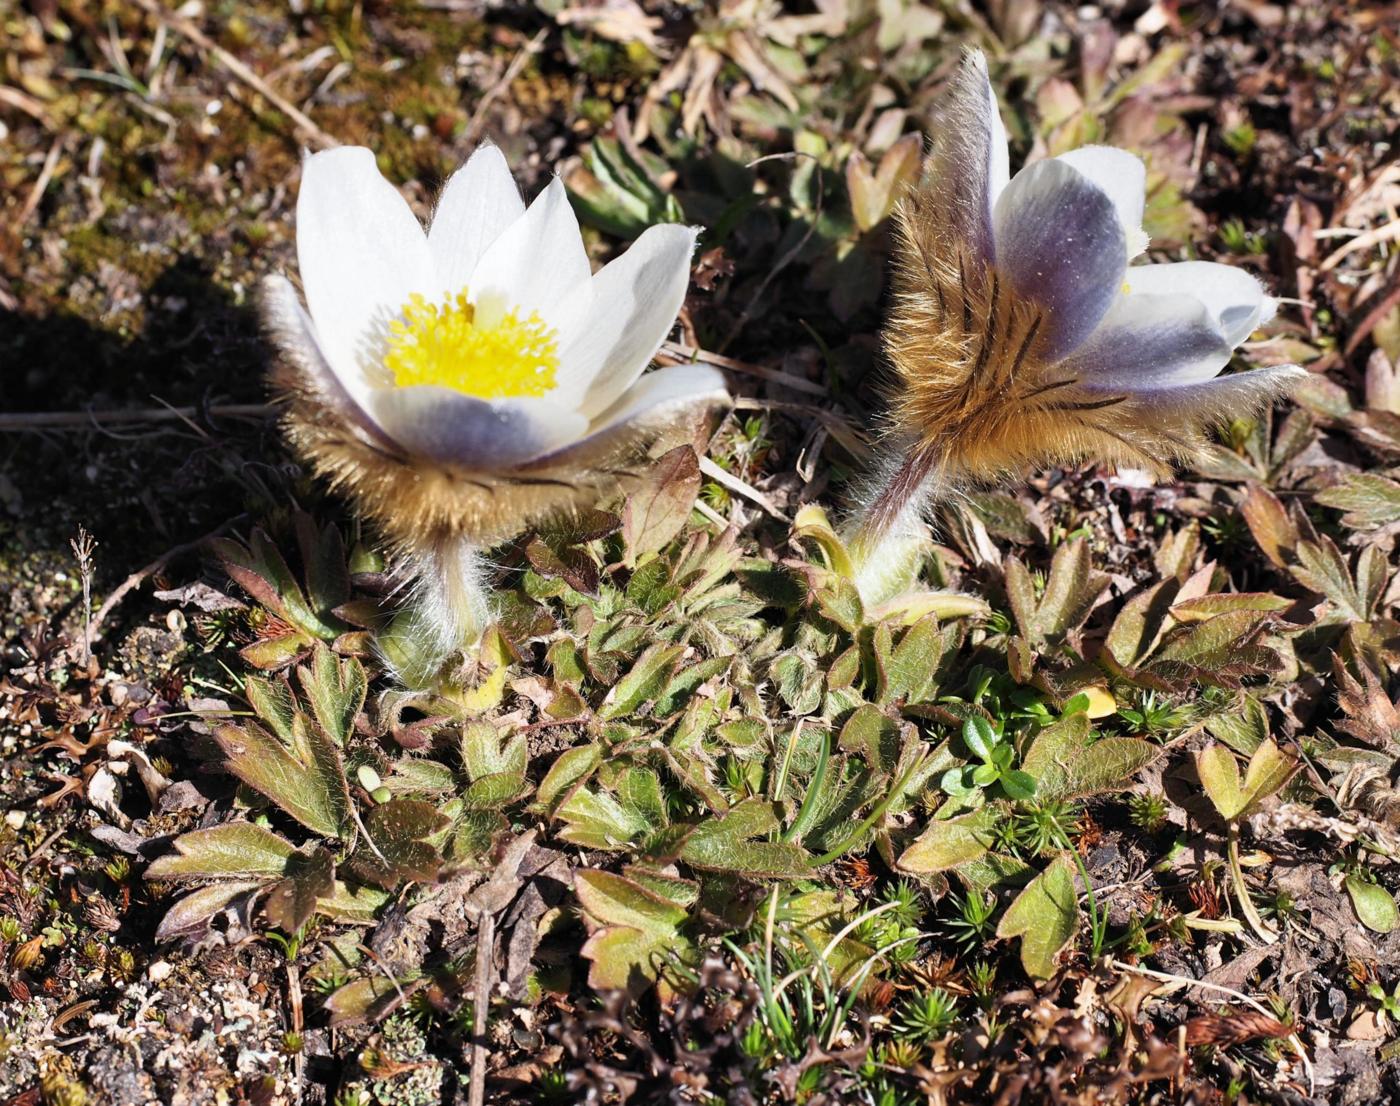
[383,291,560,400]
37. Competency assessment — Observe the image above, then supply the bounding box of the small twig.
[469,910,496,1106]
[128,0,337,150]
[18,137,64,227]
[1109,958,1314,1096]
[69,527,98,666]
[719,151,824,353]
[0,403,275,432]
[660,340,828,397]
[287,960,305,1104]
[698,456,788,521]
[86,515,248,644]
[463,29,548,149]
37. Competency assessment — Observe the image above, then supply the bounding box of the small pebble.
[147,961,173,984]
[4,811,25,830]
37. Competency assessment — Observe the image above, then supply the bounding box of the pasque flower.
[263,145,726,663]
[847,50,1302,598]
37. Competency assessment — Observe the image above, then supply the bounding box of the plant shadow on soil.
[1,258,290,643]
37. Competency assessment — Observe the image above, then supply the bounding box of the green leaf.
[1022,713,1092,798]
[679,800,811,877]
[598,644,686,720]
[962,716,997,762]
[243,675,298,746]
[145,823,295,881]
[1239,738,1297,814]
[345,800,447,890]
[1197,743,1247,821]
[771,651,824,715]
[1055,738,1158,800]
[1345,874,1398,934]
[880,612,943,705]
[620,768,670,834]
[839,704,903,777]
[296,644,367,746]
[1104,579,1179,667]
[1000,770,1037,801]
[460,722,527,782]
[556,787,651,851]
[1315,474,1400,530]
[460,771,531,811]
[897,807,999,873]
[576,870,693,993]
[621,445,701,566]
[536,745,601,813]
[997,854,1078,979]
[654,654,733,717]
[1292,537,1368,622]
[213,721,350,838]
[264,848,335,934]
[814,574,865,633]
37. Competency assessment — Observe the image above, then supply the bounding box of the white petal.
[366,387,587,468]
[467,176,592,320]
[549,224,696,418]
[296,147,435,403]
[1123,261,1272,346]
[260,274,399,450]
[1054,146,1147,255]
[527,365,727,468]
[1060,291,1236,389]
[993,158,1127,362]
[427,144,526,298]
[983,65,1011,207]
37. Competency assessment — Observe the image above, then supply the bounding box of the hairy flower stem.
[842,437,943,604]
[381,532,493,686]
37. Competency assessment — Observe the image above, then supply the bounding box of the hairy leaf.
[997,854,1078,979]
[155,882,263,944]
[213,721,350,838]
[146,822,295,881]
[1315,473,1400,530]
[897,806,1000,874]
[622,445,702,566]
[297,644,367,746]
[263,848,335,933]
[577,870,693,993]
[598,644,686,720]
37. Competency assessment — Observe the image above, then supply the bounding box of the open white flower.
[846,49,1303,599]
[263,145,727,664]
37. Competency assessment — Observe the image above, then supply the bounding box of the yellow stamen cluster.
[384,291,560,400]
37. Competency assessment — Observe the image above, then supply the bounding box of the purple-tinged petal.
[1059,292,1235,390]
[1123,261,1273,346]
[1054,146,1147,255]
[522,365,727,470]
[928,49,1010,264]
[993,158,1127,361]
[367,387,587,468]
[1100,364,1306,418]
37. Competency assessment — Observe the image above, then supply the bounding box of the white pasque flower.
[848,49,1302,598]
[263,145,727,663]
[268,143,725,483]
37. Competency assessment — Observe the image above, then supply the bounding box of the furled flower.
[263,145,726,661]
[847,49,1302,596]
